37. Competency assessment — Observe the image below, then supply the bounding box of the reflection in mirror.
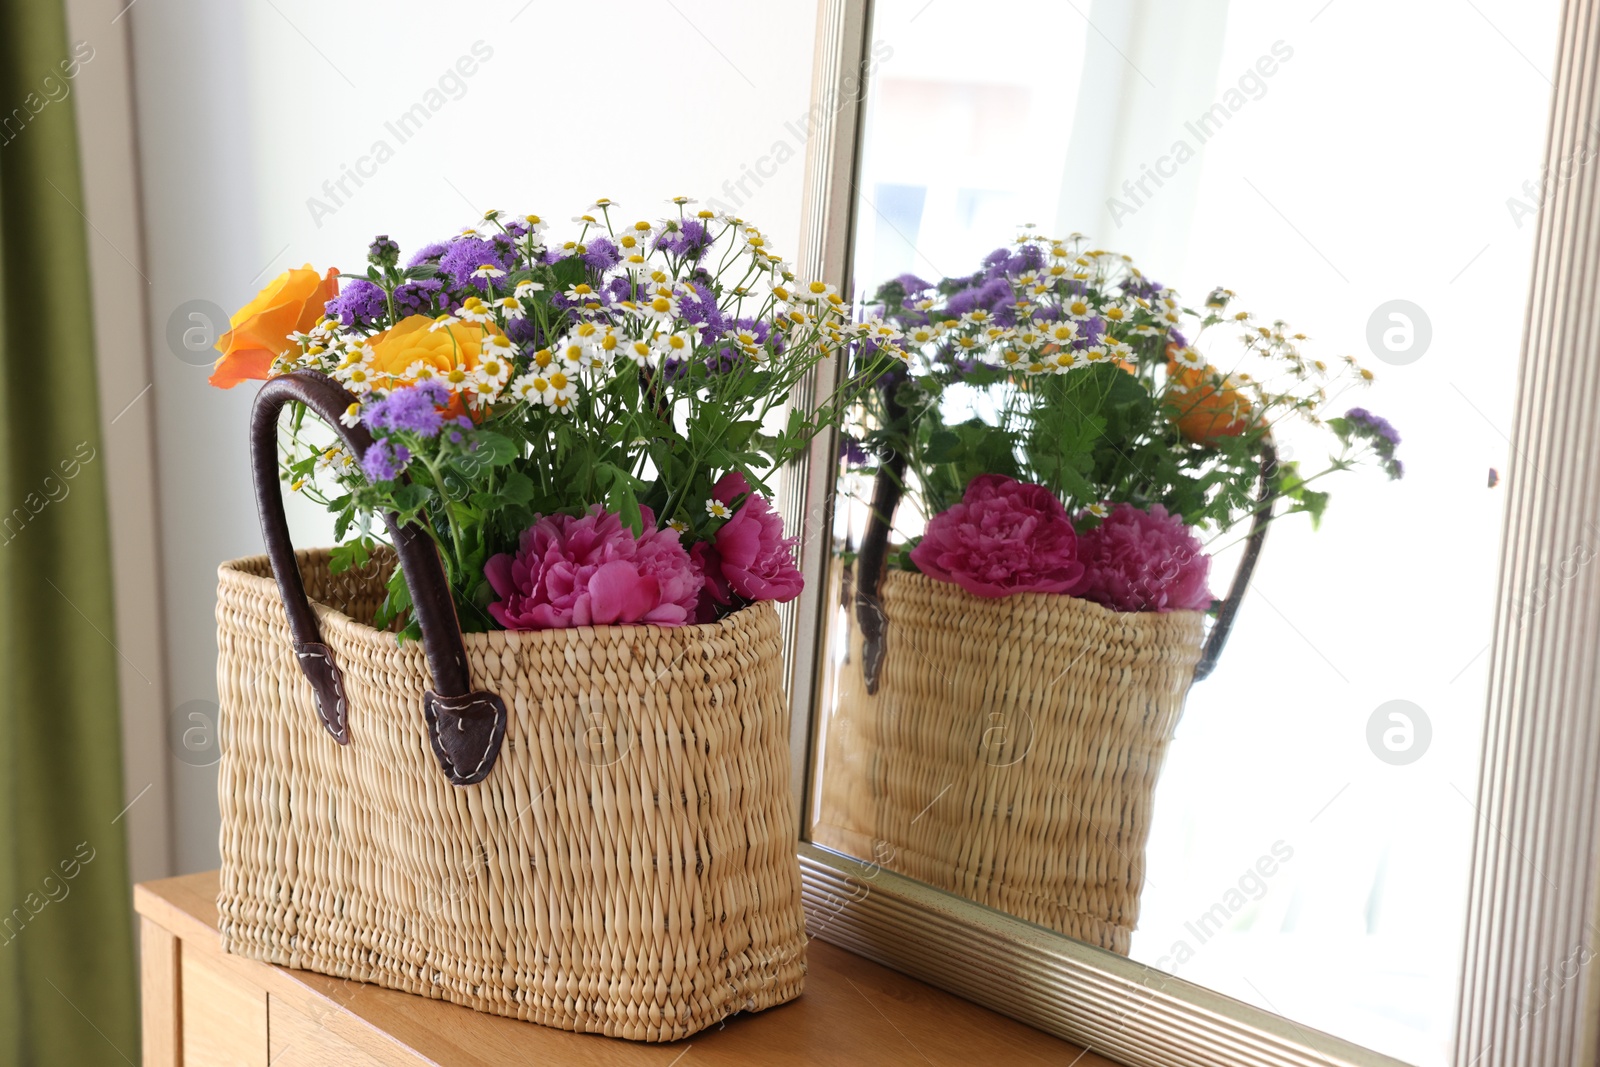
[808,1,1559,1063]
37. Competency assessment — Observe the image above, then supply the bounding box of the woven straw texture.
[215,548,806,1042]
[816,568,1203,955]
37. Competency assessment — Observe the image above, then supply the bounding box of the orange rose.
[364,314,508,421]
[365,314,503,384]
[1165,358,1252,446]
[209,265,339,388]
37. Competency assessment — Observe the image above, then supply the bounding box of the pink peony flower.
[1070,502,1213,613]
[909,474,1084,598]
[484,506,701,629]
[694,471,804,617]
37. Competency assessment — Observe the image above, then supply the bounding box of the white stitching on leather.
[431,692,502,781]
[296,646,348,741]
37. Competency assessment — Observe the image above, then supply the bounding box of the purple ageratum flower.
[1073,316,1106,350]
[581,236,621,273]
[678,280,731,341]
[368,234,400,265]
[361,439,412,482]
[1168,328,1189,349]
[394,278,444,316]
[654,218,714,262]
[326,279,388,328]
[1341,407,1403,480]
[406,242,449,268]
[839,435,870,466]
[1344,407,1401,449]
[438,235,515,288]
[894,272,934,297]
[505,314,541,346]
[1123,276,1164,300]
[363,380,450,438]
[1002,244,1045,277]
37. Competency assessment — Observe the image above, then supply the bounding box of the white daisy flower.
[1064,294,1094,318]
[1042,322,1078,345]
[439,365,474,393]
[317,445,353,473]
[339,402,362,428]
[563,282,602,307]
[455,297,493,324]
[651,330,695,365]
[507,374,542,403]
[513,279,545,300]
[336,364,376,394]
[706,498,732,520]
[798,280,837,305]
[588,326,623,361]
[555,338,587,367]
[543,369,578,407]
[1051,350,1082,372]
[1172,346,1206,369]
[495,296,527,322]
[469,265,506,282]
[636,287,679,323]
[428,313,461,332]
[622,337,655,365]
[1086,502,1110,519]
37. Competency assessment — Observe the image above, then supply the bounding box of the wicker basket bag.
[215,371,807,1042]
[815,452,1274,955]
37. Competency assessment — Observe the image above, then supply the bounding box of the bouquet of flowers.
[211,199,904,635]
[849,228,1403,614]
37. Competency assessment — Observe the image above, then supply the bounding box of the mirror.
[802,2,1560,1063]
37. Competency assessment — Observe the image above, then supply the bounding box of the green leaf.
[388,482,432,524]
[550,256,586,288]
[498,470,537,507]
[328,538,370,576]
[471,430,520,468]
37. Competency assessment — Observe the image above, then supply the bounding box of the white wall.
[128,0,820,873]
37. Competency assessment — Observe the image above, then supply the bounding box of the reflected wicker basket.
[815,446,1275,954]
[816,569,1203,953]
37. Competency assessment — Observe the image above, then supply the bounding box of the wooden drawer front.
[181,947,267,1067]
[268,994,395,1067]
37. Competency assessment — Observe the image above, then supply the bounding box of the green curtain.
[0,1,140,1064]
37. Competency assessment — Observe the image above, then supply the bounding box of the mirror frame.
[780,2,1600,1065]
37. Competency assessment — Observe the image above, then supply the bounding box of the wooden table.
[136,871,1119,1066]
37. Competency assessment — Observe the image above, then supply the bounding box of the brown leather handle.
[1191,438,1277,682]
[249,369,507,785]
[855,440,1278,689]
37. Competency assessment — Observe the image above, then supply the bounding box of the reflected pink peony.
[1070,502,1213,613]
[695,472,804,618]
[909,474,1084,598]
[485,506,701,629]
